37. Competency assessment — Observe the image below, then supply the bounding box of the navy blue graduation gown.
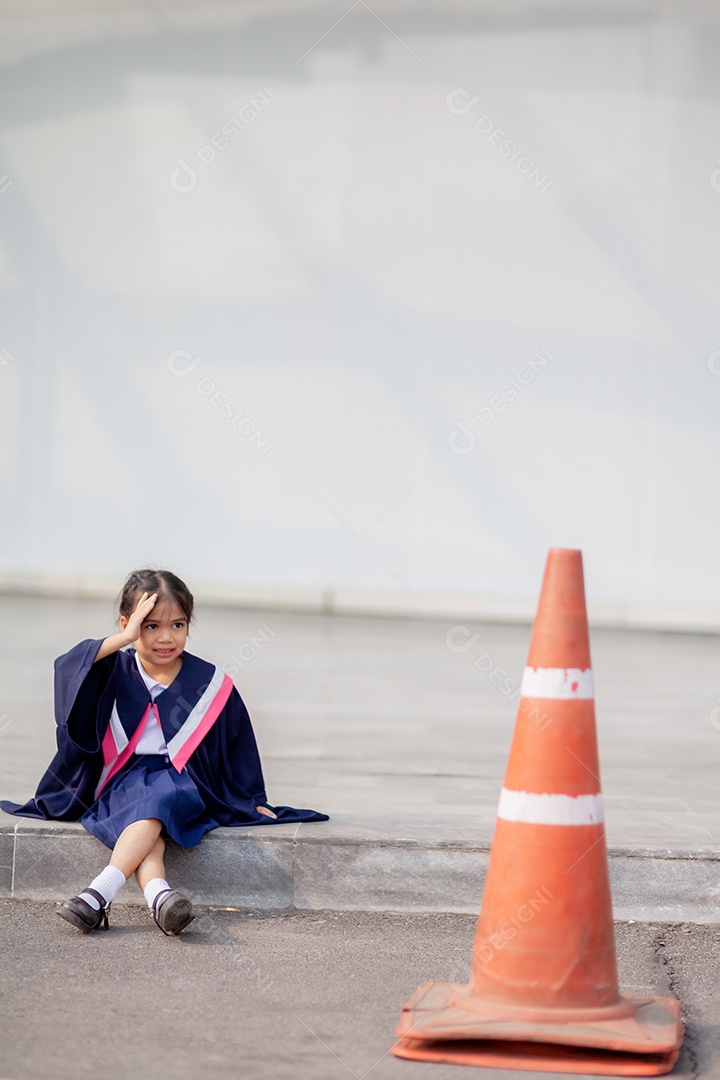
[0,639,328,828]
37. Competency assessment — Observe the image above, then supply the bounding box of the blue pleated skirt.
[81,755,218,850]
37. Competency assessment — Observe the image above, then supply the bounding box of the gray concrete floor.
[0,901,717,1080]
[1,595,719,854]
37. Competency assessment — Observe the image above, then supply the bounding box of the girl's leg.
[70,818,163,914]
[109,818,164,878]
[134,833,166,891]
[59,819,163,930]
[59,819,193,935]
[132,831,194,937]
[134,833,171,910]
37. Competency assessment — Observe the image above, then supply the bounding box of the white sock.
[79,865,127,910]
[143,877,171,910]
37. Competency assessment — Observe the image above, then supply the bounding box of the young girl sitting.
[1,569,328,935]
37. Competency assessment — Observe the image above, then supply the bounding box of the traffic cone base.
[393,1036,682,1076]
[393,982,684,1074]
[391,550,685,1075]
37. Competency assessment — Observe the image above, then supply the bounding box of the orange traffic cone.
[392,549,684,1075]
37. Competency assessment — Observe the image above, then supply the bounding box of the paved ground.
[1,595,718,852]
[1,598,718,1078]
[0,901,716,1080]
[2,596,720,921]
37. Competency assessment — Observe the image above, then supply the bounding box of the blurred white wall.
[1,0,719,628]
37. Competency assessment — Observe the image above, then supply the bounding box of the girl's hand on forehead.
[124,591,158,642]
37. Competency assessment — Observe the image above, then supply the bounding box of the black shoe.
[152,888,194,936]
[56,888,110,933]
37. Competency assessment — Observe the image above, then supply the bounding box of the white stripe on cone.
[498,788,605,826]
[520,666,594,700]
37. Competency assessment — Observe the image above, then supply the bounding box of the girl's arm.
[93,591,158,663]
[93,631,134,663]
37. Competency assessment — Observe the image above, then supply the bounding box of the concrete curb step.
[2,818,719,924]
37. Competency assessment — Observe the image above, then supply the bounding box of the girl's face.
[121,597,189,669]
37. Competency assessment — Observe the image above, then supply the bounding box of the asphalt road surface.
[0,902,717,1080]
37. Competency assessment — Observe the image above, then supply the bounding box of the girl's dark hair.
[118,569,194,624]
